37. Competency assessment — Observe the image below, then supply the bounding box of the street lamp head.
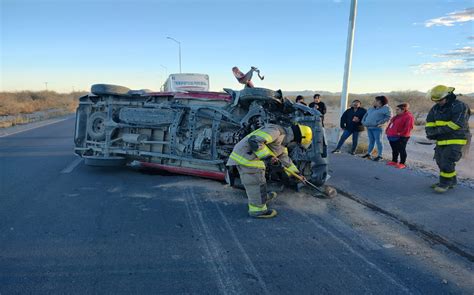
[166,36,180,44]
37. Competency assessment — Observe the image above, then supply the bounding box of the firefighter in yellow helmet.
[425,85,471,193]
[227,123,312,218]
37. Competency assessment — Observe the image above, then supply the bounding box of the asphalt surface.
[327,151,474,261]
[0,117,469,294]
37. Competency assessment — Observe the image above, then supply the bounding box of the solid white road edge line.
[0,116,72,138]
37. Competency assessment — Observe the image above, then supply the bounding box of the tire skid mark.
[276,213,373,292]
[321,212,383,252]
[214,202,270,295]
[183,188,242,295]
[60,157,83,174]
[298,211,411,294]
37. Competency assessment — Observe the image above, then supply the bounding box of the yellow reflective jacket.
[425,97,471,145]
[226,124,298,173]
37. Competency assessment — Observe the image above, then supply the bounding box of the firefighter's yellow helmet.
[299,124,313,146]
[427,85,455,101]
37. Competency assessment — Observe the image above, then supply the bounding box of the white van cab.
[163,73,209,92]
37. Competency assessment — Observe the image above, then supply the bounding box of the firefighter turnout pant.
[434,144,463,187]
[236,165,269,216]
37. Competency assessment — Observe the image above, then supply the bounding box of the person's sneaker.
[331,149,341,154]
[395,163,406,169]
[386,161,397,166]
[433,185,449,193]
[373,156,383,161]
[249,209,278,219]
[361,154,371,159]
[265,192,277,204]
[349,151,356,155]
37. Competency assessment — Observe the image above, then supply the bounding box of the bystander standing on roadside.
[309,94,326,126]
[331,99,367,155]
[361,95,392,161]
[295,95,307,106]
[385,103,414,169]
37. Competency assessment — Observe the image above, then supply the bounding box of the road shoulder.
[327,152,474,263]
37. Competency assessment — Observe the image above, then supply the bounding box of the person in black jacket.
[332,100,367,155]
[295,95,307,106]
[309,94,327,126]
[425,85,471,193]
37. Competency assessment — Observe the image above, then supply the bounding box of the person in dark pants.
[425,85,471,193]
[332,100,367,154]
[309,94,326,126]
[295,95,307,106]
[385,103,414,169]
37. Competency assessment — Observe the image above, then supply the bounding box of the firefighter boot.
[249,208,278,219]
[430,183,454,189]
[433,185,449,193]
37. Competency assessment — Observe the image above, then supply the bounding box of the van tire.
[239,88,282,104]
[91,84,131,96]
[87,112,107,141]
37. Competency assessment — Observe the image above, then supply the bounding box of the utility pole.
[166,36,182,73]
[340,0,358,118]
[44,82,49,91]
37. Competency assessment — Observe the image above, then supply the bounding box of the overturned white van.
[163,73,209,92]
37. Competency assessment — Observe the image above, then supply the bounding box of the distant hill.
[283,90,473,99]
[283,90,424,98]
[283,90,336,97]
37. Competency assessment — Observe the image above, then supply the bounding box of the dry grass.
[0,117,30,128]
[0,91,84,116]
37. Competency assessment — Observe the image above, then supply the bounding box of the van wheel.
[239,88,282,105]
[91,84,131,96]
[87,112,107,141]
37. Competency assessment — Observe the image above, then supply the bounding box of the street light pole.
[340,0,358,118]
[44,82,48,91]
[166,36,182,73]
[160,64,168,76]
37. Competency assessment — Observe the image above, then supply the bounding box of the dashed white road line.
[60,157,83,174]
[0,116,72,138]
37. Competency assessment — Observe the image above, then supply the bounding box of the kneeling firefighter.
[425,85,471,193]
[227,123,312,218]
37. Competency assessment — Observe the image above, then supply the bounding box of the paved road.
[0,118,469,294]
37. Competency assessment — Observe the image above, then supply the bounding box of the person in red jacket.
[385,103,415,169]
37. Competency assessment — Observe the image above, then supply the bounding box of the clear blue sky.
[1,0,473,93]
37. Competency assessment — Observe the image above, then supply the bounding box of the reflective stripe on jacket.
[226,124,298,172]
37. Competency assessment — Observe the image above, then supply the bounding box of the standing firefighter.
[227,123,313,218]
[425,85,471,193]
